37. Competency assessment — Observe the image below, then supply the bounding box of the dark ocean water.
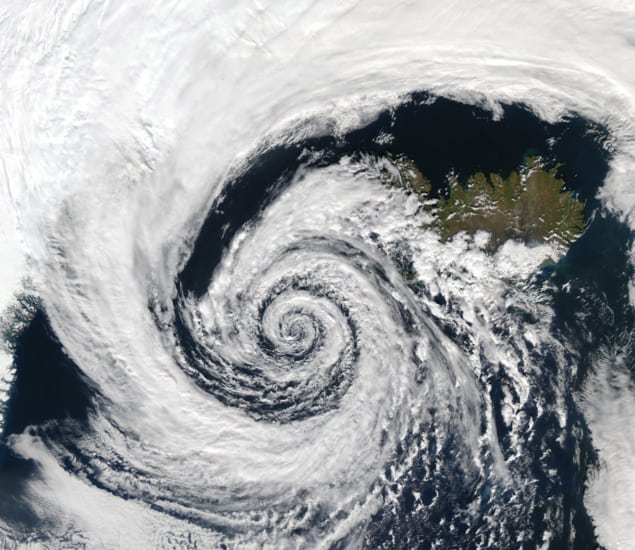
[1,94,631,548]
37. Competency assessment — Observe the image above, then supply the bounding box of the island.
[386,156,586,253]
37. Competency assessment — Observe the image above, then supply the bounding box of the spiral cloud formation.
[1,1,634,548]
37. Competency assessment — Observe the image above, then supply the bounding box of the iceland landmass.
[386,156,585,254]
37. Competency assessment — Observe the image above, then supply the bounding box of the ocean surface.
[1,1,634,548]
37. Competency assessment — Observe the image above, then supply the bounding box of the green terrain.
[386,156,585,252]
